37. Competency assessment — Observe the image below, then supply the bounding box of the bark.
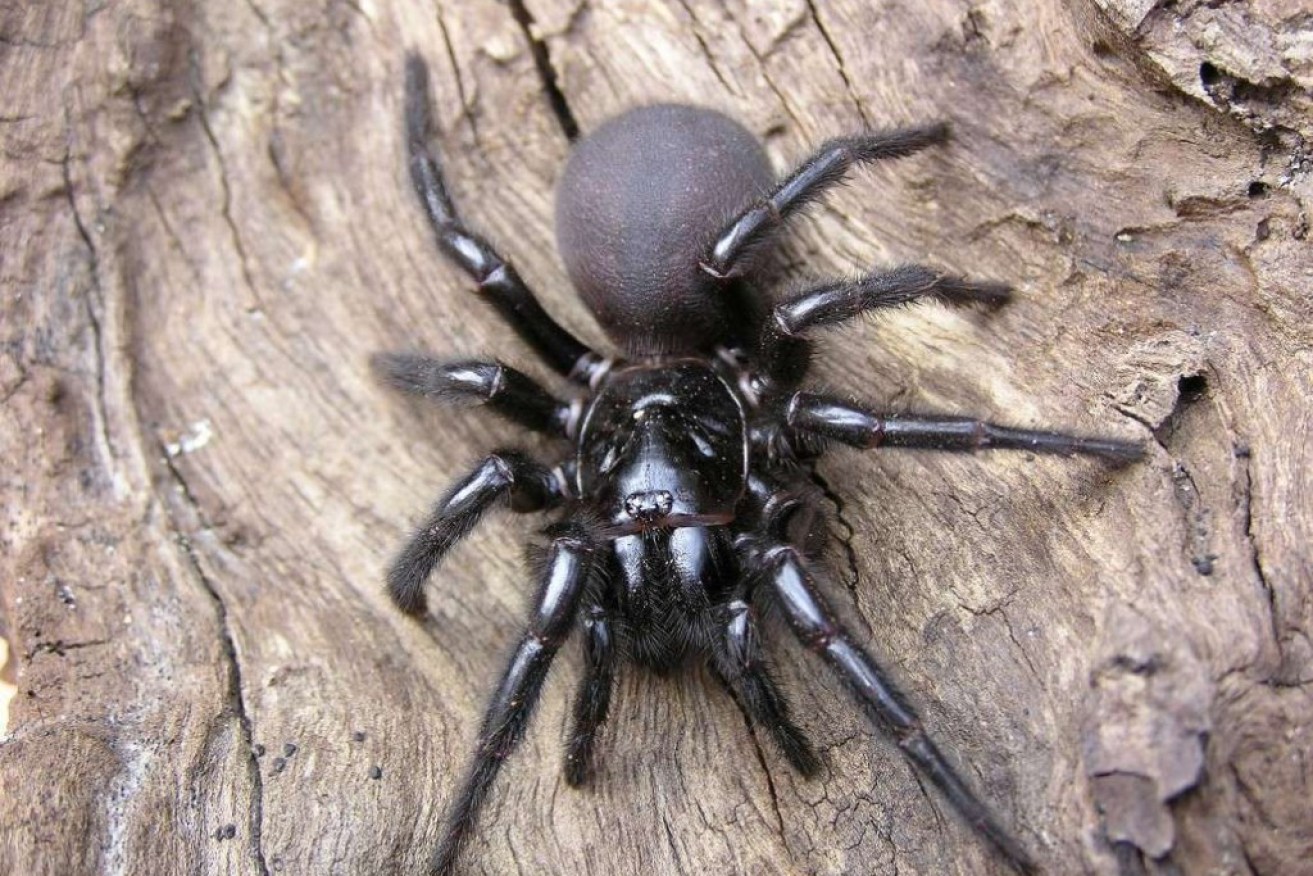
[1,1,1309,874]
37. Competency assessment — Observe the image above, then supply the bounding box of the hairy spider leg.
[404,54,604,382]
[702,124,950,280]
[788,392,1145,462]
[386,451,562,615]
[372,353,572,437]
[712,586,821,776]
[743,539,1037,874]
[563,600,618,787]
[757,264,1012,389]
[432,523,598,876]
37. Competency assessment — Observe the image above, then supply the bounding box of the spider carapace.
[376,53,1142,875]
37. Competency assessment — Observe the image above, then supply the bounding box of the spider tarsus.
[925,119,952,143]
[737,672,823,778]
[898,730,1036,873]
[562,746,592,788]
[561,603,615,788]
[932,273,1012,306]
[834,120,951,163]
[711,593,828,779]
[778,725,823,777]
[978,817,1039,876]
[430,762,492,876]
[386,567,429,617]
[384,511,476,613]
[1085,437,1147,463]
[370,351,466,398]
[403,52,434,152]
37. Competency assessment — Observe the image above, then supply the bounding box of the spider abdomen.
[555,105,774,353]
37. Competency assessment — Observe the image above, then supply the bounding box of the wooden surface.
[2,1,1310,874]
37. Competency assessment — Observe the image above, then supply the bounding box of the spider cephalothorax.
[378,54,1142,875]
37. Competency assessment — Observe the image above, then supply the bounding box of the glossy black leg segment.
[404,54,602,381]
[372,353,572,436]
[746,540,1036,874]
[563,603,617,786]
[386,451,561,615]
[758,265,1011,388]
[713,594,821,776]
[703,125,949,279]
[431,523,597,876]
[787,392,1145,463]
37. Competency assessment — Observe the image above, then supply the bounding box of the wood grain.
[2,1,1309,874]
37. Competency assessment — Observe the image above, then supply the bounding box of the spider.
[377,53,1142,876]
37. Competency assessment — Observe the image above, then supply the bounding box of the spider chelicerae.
[376,53,1142,875]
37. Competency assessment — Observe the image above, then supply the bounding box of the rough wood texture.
[2,1,1309,874]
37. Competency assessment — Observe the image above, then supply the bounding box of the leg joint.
[476,260,514,293]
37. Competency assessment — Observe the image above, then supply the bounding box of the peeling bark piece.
[1091,772,1177,859]
[1093,0,1313,141]
[1084,606,1212,859]
[1110,331,1208,433]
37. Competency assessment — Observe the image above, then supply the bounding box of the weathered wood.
[2,1,1309,874]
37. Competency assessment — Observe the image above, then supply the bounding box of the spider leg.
[372,353,574,437]
[712,591,821,776]
[787,391,1144,463]
[387,450,561,615]
[703,125,950,279]
[431,522,598,876]
[562,601,617,787]
[404,54,604,383]
[757,265,1011,388]
[742,538,1037,874]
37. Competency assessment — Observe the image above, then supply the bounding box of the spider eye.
[689,430,716,458]
[695,414,732,437]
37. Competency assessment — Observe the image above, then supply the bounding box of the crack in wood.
[188,67,266,316]
[736,692,790,847]
[161,452,271,876]
[673,0,735,97]
[506,0,580,141]
[723,9,806,134]
[1239,450,1284,676]
[61,107,117,476]
[803,0,871,128]
[433,1,481,145]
